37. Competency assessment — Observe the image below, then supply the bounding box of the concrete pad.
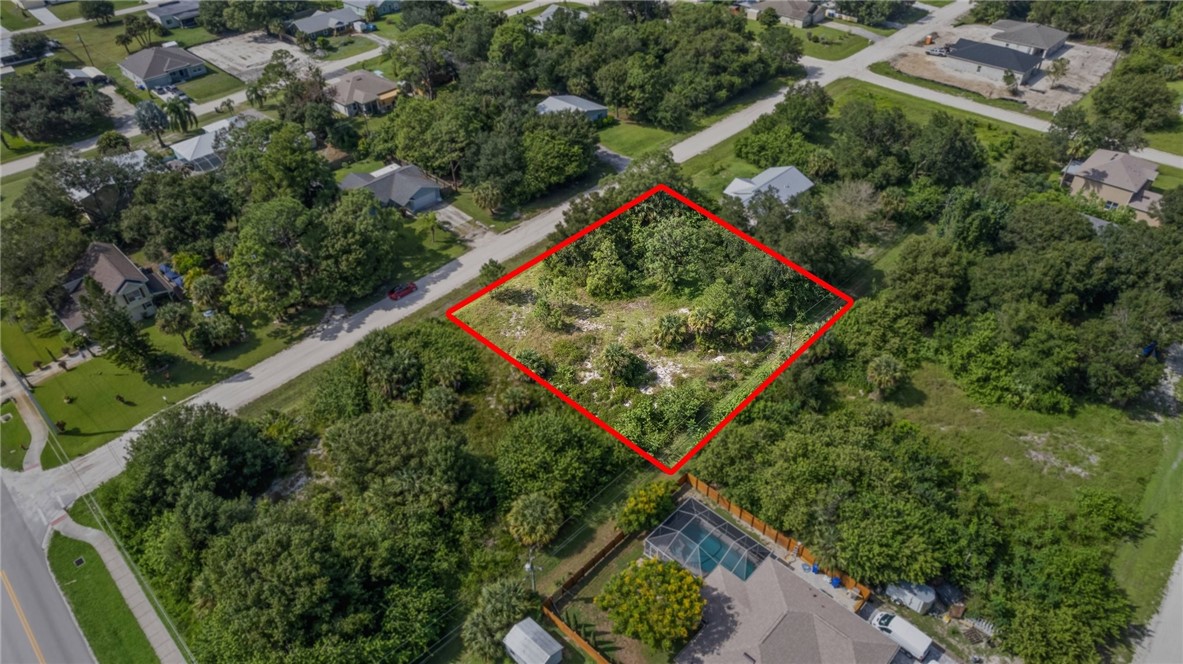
[188,32,318,83]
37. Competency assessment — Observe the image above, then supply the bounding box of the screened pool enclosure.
[644,498,771,581]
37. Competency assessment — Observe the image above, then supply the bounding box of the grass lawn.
[1143,80,1183,156]
[473,0,530,11]
[1,115,115,163]
[0,0,41,29]
[523,1,586,17]
[924,0,955,7]
[680,132,759,199]
[1154,164,1183,194]
[1,402,32,471]
[748,21,872,61]
[47,533,159,664]
[175,64,243,103]
[36,309,323,469]
[1,317,69,374]
[599,76,794,158]
[0,168,33,217]
[825,17,897,37]
[868,60,1055,121]
[888,363,1183,622]
[369,14,405,41]
[319,34,380,61]
[333,157,384,182]
[48,0,140,21]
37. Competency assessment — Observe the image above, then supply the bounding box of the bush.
[617,480,676,534]
[421,385,462,421]
[597,343,647,386]
[189,313,242,355]
[497,386,536,418]
[514,349,551,379]
[595,558,704,652]
[652,314,689,350]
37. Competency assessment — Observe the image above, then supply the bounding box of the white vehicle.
[870,610,933,661]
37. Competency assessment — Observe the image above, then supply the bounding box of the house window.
[1104,201,1119,211]
[125,288,144,304]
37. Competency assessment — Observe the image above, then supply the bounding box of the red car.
[388,282,418,301]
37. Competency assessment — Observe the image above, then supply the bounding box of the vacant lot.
[188,32,316,82]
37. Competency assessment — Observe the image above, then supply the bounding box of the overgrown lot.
[455,194,840,461]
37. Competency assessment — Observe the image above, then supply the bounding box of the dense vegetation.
[368,1,802,207]
[0,62,113,143]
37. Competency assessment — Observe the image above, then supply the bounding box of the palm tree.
[164,97,197,133]
[114,32,133,54]
[866,353,904,401]
[472,181,502,215]
[245,82,267,109]
[506,493,562,592]
[1048,58,1069,89]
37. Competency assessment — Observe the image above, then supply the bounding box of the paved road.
[1,482,94,664]
[1136,541,1183,664]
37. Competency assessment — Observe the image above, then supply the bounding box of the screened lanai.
[644,498,771,581]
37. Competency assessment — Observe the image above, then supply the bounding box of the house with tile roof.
[990,20,1069,59]
[329,71,400,117]
[1063,149,1163,225]
[119,46,207,89]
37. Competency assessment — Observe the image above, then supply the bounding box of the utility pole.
[525,550,541,593]
[77,32,94,67]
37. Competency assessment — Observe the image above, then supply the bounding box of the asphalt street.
[1,482,93,664]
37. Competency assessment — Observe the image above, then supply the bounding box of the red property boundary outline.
[446,184,855,474]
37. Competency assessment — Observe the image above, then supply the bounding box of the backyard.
[47,533,159,664]
[0,401,31,471]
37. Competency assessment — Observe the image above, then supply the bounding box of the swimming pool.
[644,498,770,580]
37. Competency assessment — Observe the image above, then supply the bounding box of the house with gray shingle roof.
[676,557,899,664]
[725,166,814,207]
[329,71,400,116]
[147,0,200,29]
[340,164,442,212]
[289,8,364,39]
[990,20,1069,59]
[56,243,171,332]
[533,4,588,31]
[536,95,608,121]
[119,46,207,89]
[944,38,1042,85]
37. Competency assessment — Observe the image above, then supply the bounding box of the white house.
[725,166,814,206]
[536,95,608,121]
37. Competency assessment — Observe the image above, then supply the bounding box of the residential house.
[533,4,588,31]
[329,71,400,117]
[944,38,1042,85]
[343,0,400,18]
[64,66,108,86]
[990,19,1069,59]
[170,115,251,173]
[340,164,442,212]
[66,149,150,212]
[502,618,563,664]
[536,95,608,121]
[645,499,899,664]
[725,166,814,206]
[119,46,207,89]
[751,0,820,28]
[56,243,173,333]
[289,8,365,39]
[1062,149,1163,225]
[146,0,200,29]
[0,35,51,67]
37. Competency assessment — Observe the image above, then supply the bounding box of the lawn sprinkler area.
[450,186,851,471]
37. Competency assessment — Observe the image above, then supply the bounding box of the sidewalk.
[0,359,50,472]
[53,515,187,663]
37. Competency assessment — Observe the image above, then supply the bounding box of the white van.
[869,610,933,661]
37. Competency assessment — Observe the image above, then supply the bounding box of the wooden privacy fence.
[679,473,873,609]
[541,600,611,664]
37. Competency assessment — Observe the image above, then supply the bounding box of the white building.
[725,166,814,206]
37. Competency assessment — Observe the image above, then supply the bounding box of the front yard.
[175,64,244,103]
[0,401,32,471]
[47,0,141,22]
[35,309,322,469]
[319,34,379,61]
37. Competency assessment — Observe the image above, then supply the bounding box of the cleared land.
[454,201,840,464]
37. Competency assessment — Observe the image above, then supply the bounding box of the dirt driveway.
[188,32,318,83]
[893,22,1118,112]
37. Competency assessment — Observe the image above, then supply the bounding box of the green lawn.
[319,34,379,61]
[868,60,1055,120]
[1154,164,1183,194]
[1,401,32,471]
[524,1,586,17]
[826,17,896,37]
[748,20,871,61]
[473,0,530,11]
[680,132,760,199]
[1143,81,1183,156]
[1,317,71,375]
[924,0,955,7]
[36,310,322,469]
[175,64,243,103]
[47,533,159,664]
[0,168,33,217]
[599,76,794,158]
[369,14,405,41]
[1,115,115,163]
[333,158,384,182]
[0,0,41,29]
[888,363,1183,623]
[47,0,140,22]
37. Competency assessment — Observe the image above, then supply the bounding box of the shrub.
[617,480,676,534]
[595,558,704,651]
[514,349,551,379]
[652,313,689,350]
[421,385,463,421]
[597,343,646,386]
[497,386,536,418]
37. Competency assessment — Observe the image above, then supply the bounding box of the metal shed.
[503,617,563,664]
